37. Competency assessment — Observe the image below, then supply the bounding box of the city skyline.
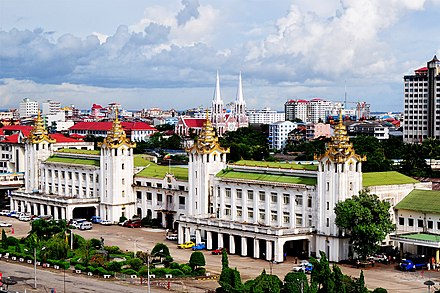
[1,0,439,111]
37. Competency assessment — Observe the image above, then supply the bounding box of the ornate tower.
[234,72,248,127]
[24,111,55,193]
[211,71,225,134]
[315,112,366,261]
[187,112,229,216]
[99,111,136,222]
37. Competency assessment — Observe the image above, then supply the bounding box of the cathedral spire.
[236,72,244,103]
[213,70,222,103]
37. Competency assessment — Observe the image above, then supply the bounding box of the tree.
[283,272,310,293]
[189,251,205,270]
[248,270,283,293]
[222,248,229,269]
[1,229,7,249]
[310,251,335,293]
[335,190,395,260]
[128,257,143,271]
[351,135,392,172]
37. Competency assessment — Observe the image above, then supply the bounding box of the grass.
[400,233,440,242]
[233,160,318,171]
[46,156,100,167]
[136,162,188,180]
[134,154,155,167]
[216,169,317,185]
[362,171,419,187]
[395,189,440,214]
[56,148,100,155]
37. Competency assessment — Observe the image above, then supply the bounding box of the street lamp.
[25,246,46,289]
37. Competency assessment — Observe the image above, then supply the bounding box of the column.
[266,240,273,261]
[20,201,25,213]
[184,227,190,243]
[274,239,284,263]
[195,229,202,244]
[39,204,45,216]
[277,193,283,227]
[218,233,224,249]
[436,248,439,264]
[265,192,270,226]
[207,231,212,250]
[46,205,52,216]
[26,202,31,214]
[178,225,184,244]
[253,238,260,258]
[61,207,66,220]
[229,235,235,254]
[290,193,295,229]
[231,190,236,221]
[241,237,247,256]
[33,203,38,216]
[219,188,225,219]
[54,206,59,220]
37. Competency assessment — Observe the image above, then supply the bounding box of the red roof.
[297,99,309,103]
[69,121,157,131]
[415,67,428,72]
[2,125,33,132]
[91,104,103,109]
[51,133,84,143]
[182,118,205,128]
[3,133,20,143]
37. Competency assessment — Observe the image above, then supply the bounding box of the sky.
[0,0,439,112]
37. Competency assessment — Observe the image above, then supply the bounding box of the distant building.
[69,121,157,141]
[309,98,332,123]
[403,55,440,143]
[268,121,298,150]
[42,100,61,116]
[285,100,309,122]
[248,108,285,125]
[19,98,38,118]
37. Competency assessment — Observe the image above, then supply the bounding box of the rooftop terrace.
[232,160,318,171]
[45,156,100,167]
[136,162,188,180]
[362,171,419,187]
[56,148,100,155]
[216,168,317,185]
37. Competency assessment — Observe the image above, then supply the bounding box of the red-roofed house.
[68,121,157,141]
[175,117,206,137]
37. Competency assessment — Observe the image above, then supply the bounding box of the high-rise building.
[309,98,332,123]
[19,98,38,118]
[42,99,61,116]
[404,55,440,143]
[284,99,309,122]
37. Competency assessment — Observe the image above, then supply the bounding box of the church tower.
[211,71,225,135]
[24,111,55,193]
[315,112,366,261]
[99,110,136,222]
[234,72,248,127]
[187,112,229,216]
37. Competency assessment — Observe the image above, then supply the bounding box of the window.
[418,219,424,228]
[296,214,302,226]
[225,206,231,216]
[122,178,125,185]
[122,163,124,170]
[248,190,254,200]
[179,196,185,205]
[259,191,265,201]
[136,191,142,199]
[237,207,242,217]
[283,212,290,223]
[236,189,242,199]
[226,188,231,198]
[157,193,163,202]
[437,222,440,230]
[178,185,185,191]
[408,218,414,226]
[326,218,329,227]
[295,195,303,206]
[326,202,330,211]
[146,182,152,187]
[428,221,433,229]
[398,217,404,225]
[271,212,277,222]
[308,197,312,208]
[271,192,277,203]
[283,194,290,204]
[248,210,254,219]
[259,209,265,221]
[157,183,162,188]
[146,192,152,201]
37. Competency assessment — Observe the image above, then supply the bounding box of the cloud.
[176,0,200,26]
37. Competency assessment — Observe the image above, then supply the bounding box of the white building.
[42,100,61,116]
[268,121,298,150]
[19,98,38,118]
[285,100,309,122]
[309,98,332,123]
[248,108,285,125]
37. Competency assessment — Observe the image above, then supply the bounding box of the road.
[2,216,440,292]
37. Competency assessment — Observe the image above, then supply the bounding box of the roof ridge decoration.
[316,110,366,163]
[27,110,55,144]
[101,108,136,149]
[187,109,229,155]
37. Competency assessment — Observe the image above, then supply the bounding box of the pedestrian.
[428,262,431,270]
[284,252,287,261]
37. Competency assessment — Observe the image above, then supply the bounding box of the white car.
[292,260,313,273]
[100,220,112,225]
[0,222,12,227]
[19,215,32,221]
[0,210,10,216]
[166,234,178,241]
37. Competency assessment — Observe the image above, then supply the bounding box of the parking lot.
[2,216,440,292]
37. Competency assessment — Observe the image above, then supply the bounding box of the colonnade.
[10,198,67,220]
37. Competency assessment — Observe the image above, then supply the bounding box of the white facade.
[42,100,61,116]
[309,99,332,123]
[19,98,38,118]
[248,108,285,125]
[268,121,298,150]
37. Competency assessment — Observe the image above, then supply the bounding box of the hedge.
[74,264,86,271]
[121,268,138,276]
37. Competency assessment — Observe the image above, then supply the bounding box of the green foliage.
[138,266,148,277]
[104,246,121,254]
[29,219,67,241]
[45,232,69,260]
[179,264,192,275]
[72,234,85,250]
[6,236,19,247]
[248,270,283,293]
[119,216,127,223]
[121,268,138,276]
[284,139,327,161]
[352,136,392,172]
[170,269,184,276]
[218,267,243,292]
[310,251,335,293]
[1,229,7,249]
[399,143,432,177]
[89,238,102,249]
[222,248,229,269]
[189,251,206,269]
[283,272,309,293]
[192,267,206,276]
[335,190,395,260]
[152,242,171,257]
[128,257,144,271]
[150,268,167,277]
[89,254,106,268]
[86,266,97,273]
[332,265,346,293]
[107,261,122,272]
[74,264,86,271]
[169,262,180,269]
[96,267,110,276]
[372,288,388,293]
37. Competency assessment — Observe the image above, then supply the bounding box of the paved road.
[2,216,440,292]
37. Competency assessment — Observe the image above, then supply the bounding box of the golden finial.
[101,108,136,149]
[27,110,55,144]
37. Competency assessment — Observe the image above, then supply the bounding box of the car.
[119,220,129,226]
[7,211,18,217]
[90,216,102,223]
[19,215,32,221]
[0,210,10,216]
[166,233,178,241]
[212,248,227,255]
[123,220,142,228]
[192,242,206,250]
[399,258,427,271]
[0,222,12,227]
[177,241,195,249]
[100,220,113,225]
[370,254,389,264]
[78,221,93,230]
[292,260,313,273]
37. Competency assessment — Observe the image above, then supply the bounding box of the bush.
[6,237,19,247]
[96,267,110,276]
[169,262,180,269]
[70,256,82,266]
[89,238,102,249]
[192,268,206,276]
[170,269,184,277]
[104,246,121,254]
[86,266,96,273]
[119,216,127,223]
[138,266,148,277]
[128,258,143,271]
[59,261,70,270]
[373,289,388,293]
[180,264,192,276]
[74,264,86,271]
[107,261,122,272]
[150,268,166,278]
[121,268,138,276]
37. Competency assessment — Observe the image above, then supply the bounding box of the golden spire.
[187,109,229,154]
[101,108,136,149]
[27,110,55,144]
[317,110,365,163]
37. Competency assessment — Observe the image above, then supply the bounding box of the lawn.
[46,156,100,167]
[56,148,100,155]
[233,160,318,171]
[362,171,419,187]
[216,169,317,185]
[136,162,188,180]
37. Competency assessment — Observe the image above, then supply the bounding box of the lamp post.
[25,246,45,289]
[147,253,151,293]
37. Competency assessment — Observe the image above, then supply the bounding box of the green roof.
[46,156,100,167]
[362,171,419,187]
[216,169,317,185]
[134,155,155,167]
[395,189,440,214]
[399,233,440,242]
[233,160,318,171]
[56,148,100,155]
[136,162,188,180]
